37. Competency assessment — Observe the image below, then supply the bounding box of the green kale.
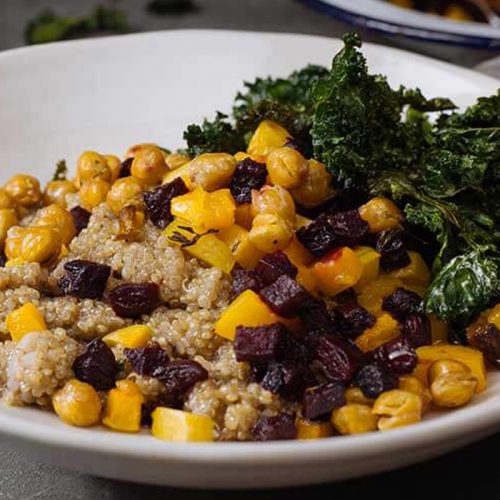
[25,6,129,45]
[183,112,245,157]
[52,160,68,181]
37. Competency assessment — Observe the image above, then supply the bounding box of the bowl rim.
[301,0,500,49]
[0,28,500,466]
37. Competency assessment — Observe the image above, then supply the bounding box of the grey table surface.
[1,1,500,498]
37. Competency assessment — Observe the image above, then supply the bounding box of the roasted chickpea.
[248,213,293,252]
[76,151,111,187]
[104,155,122,183]
[125,143,164,159]
[372,389,422,431]
[34,204,76,246]
[0,188,15,210]
[131,145,168,186]
[266,147,309,189]
[106,177,144,215]
[43,180,77,208]
[166,153,191,170]
[345,387,374,406]
[79,179,111,211]
[0,209,18,249]
[290,159,333,208]
[358,197,403,233]
[331,404,378,435]
[188,153,237,191]
[18,226,62,263]
[398,375,432,412]
[4,174,42,207]
[251,185,296,222]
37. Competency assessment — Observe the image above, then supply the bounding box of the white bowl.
[0,30,499,489]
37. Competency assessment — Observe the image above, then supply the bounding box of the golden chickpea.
[4,174,42,207]
[0,209,18,249]
[53,379,102,427]
[131,145,168,186]
[104,155,122,183]
[34,204,76,246]
[18,226,62,263]
[398,375,432,412]
[125,143,162,159]
[189,153,237,191]
[290,159,333,208]
[358,197,403,234]
[76,151,111,187]
[106,177,144,215]
[4,226,23,260]
[251,185,296,222]
[345,387,374,406]
[0,188,15,210]
[43,180,77,208]
[165,153,191,170]
[248,213,293,253]
[372,389,422,431]
[79,179,111,211]
[331,404,378,435]
[266,147,309,189]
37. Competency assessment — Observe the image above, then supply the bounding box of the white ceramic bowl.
[0,30,499,489]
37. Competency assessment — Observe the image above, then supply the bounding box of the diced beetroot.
[402,314,431,348]
[108,282,161,318]
[355,363,397,398]
[73,339,117,391]
[143,177,189,228]
[313,334,364,383]
[302,382,346,420]
[252,413,297,441]
[468,323,500,367]
[229,158,267,204]
[259,275,312,318]
[296,210,369,257]
[261,362,312,400]
[371,336,417,374]
[124,345,170,376]
[383,287,422,322]
[153,359,208,396]
[230,265,264,297]
[234,324,286,364]
[254,251,298,286]
[332,302,376,339]
[119,158,133,178]
[376,230,411,272]
[70,206,91,234]
[299,297,336,334]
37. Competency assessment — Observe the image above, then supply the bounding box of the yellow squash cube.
[355,313,400,352]
[102,380,144,433]
[214,289,281,340]
[296,265,318,293]
[234,203,254,230]
[217,224,263,269]
[356,276,403,316]
[103,325,152,348]
[247,120,291,156]
[208,189,236,230]
[353,246,380,287]
[234,152,266,163]
[283,237,314,267]
[386,251,431,286]
[151,407,215,442]
[312,247,362,296]
[297,418,333,440]
[430,315,448,343]
[6,303,47,342]
[170,187,209,232]
[416,344,486,393]
[295,214,312,229]
[162,160,193,186]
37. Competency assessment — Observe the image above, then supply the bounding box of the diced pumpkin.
[283,236,314,267]
[386,251,431,287]
[487,303,500,329]
[102,325,152,348]
[151,407,215,442]
[355,313,400,352]
[312,247,362,296]
[162,160,193,186]
[297,418,333,440]
[234,152,267,163]
[295,214,312,229]
[214,289,281,340]
[356,276,403,316]
[234,203,254,230]
[353,246,380,287]
[206,189,236,230]
[247,120,291,156]
[164,219,235,274]
[218,224,263,269]
[6,303,47,342]
[296,265,318,293]
[416,344,486,392]
[170,186,208,232]
[102,380,144,432]
[430,315,448,343]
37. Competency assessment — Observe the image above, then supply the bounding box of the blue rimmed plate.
[301,0,500,49]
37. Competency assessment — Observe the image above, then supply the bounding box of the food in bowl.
[0,34,498,442]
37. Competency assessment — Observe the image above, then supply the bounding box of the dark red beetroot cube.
[108,282,160,318]
[59,260,111,300]
[355,363,398,399]
[468,323,500,367]
[234,323,286,364]
[229,158,268,204]
[254,251,297,286]
[371,336,417,375]
[261,362,312,400]
[230,265,264,297]
[383,287,422,322]
[70,206,91,235]
[153,359,208,396]
[119,158,133,178]
[302,382,346,420]
[313,335,364,383]
[299,297,336,334]
[376,230,411,272]
[143,177,189,229]
[402,314,431,348]
[259,275,312,318]
[332,302,376,339]
[296,210,369,257]
[280,332,310,364]
[0,252,6,267]
[252,413,297,441]
[124,345,170,376]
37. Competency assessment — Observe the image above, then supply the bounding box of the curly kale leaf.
[425,249,500,323]
[52,160,68,181]
[183,112,245,157]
